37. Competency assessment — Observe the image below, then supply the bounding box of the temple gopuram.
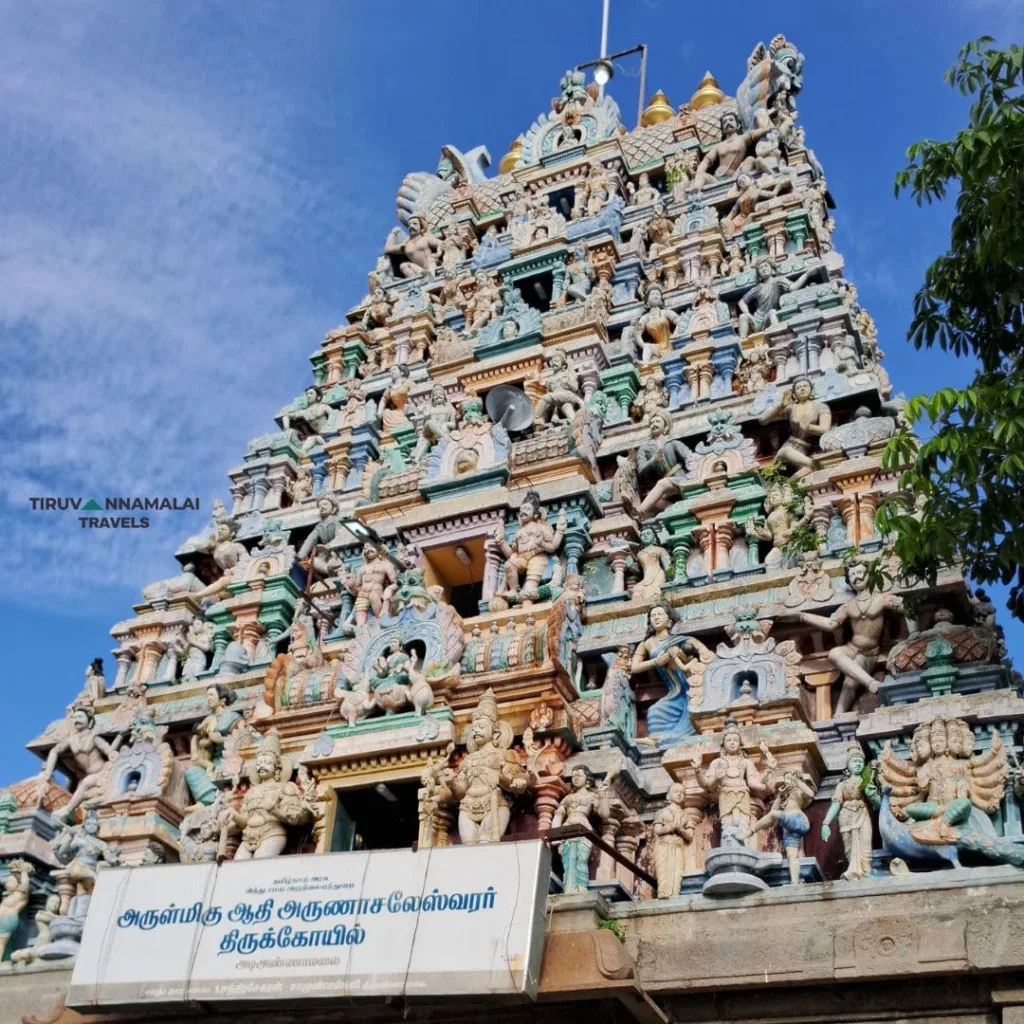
[3,35,1024,1024]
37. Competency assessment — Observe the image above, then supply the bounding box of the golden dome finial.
[689,70,725,111]
[499,138,523,175]
[640,89,674,127]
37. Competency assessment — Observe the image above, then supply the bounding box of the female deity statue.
[628,286,680,364]
[190,684,243,774]
[550,766,601,893]
[0,859,34,961]
[378,364,413,434]
[182,618,215,680]
[631,370,668,426]
[821,744,879,880]
[652,783,694,898]
[745,770,816,884]
[412,384,458,463]
[221,731,315,860]
[691,720,777,845]
[438,689,533,844]
[50,809,121,900]
[534,350,584,427]
[631,527,671,604]
[631,603,708,742]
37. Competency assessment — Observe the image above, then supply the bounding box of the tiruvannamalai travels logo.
[28,496,200,528]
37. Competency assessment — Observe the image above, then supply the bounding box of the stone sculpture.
[490,491,567,605]
[652,784,694,898]
[625,285,680,364]
[550,765,601,893]
[637,409,695,516]
[9,894,60,966]
[800,559,904,715]
[745,481,813,568]
[691,111,771,188]
[744,770,816,883]
[758,376,832,481]
[464,271,503,334]
[186,684,243,802]
[50,809,120,901]
[632,370,669,426]
[378,363,413,433]
[411,383,458,463]
[629,171,660,207]
[384,214,441,278]
[182,618,215,680]
[737,256,812,339]
[632,527,671,604]
[193,520,250,602]
[0,859,33,961]
[337,639,433,727]
[340,543,398,629]
[281,385,334,451]
[535,350,584,427]
[821,743,879,880]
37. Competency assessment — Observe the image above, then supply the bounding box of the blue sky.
[1,0,1021,783]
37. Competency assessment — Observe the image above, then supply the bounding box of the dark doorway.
[330,780,420,852]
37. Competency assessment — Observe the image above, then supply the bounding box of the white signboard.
[67,841,550,1007]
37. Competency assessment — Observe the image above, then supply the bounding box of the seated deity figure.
[534,349,584,427]
[281,385,334,451]
[626,286,679,364]
[737,255,812,339]
[629,171,660,207]
[220,731,315,860]
[50,809,120,899]
[193,520,250,602]
[722,173,786,236]
[412,383,458,463]
[465,271,503,334]
[182,618,215,680]
[190,684,243,774]
[652,783,695,898]
[298,495,341,580]
[631,370,668,426]
[636,409,695,516]
[692,719,778,846]
[643,200,675,260]
[758,376,832,481]
[490,490,567,603]
[384,214,440,278]
[800,559,904,716]
[437,689,533,844]
[340,542,398,628]
[550,766,601,893]
[36,703,122,820]
[378,363,413,434]
[691,110,771,189]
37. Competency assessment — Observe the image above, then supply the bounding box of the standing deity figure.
[417,743,455,848]
[736,342,771,393]
[737,256,812,339]
[190,684,243,774]
[599,646,637,738]
[800,560,904,716]
[821,743,879,880]
[79,659,106,705]
[0,859,33,961]
[490,491,567,603]
[629,171,660,207]
[745,770,816,884]
[287,467,313,504]
[193,520,250,602]
[465,271,503,333]
[627,286,680,364]
[221,732,315,860]
[534,350,584,426]
[550,766,601,893]
[50,809,121,899]
[691,110,771,189]
[643,200,675,259]
[636,409,695,516]
[632,527,671,604]
[340,543,398,628]
[582,160,613,216]
[725,244,747,277]
[438,690,533,844]
[632,370,669,426]
[282,385,334,451]
[378,363,413,433]
[758,376,832,481]
[692,720,777,846]
[36,704,121,820]
[182,618,215,680]
[744,481,813,569]
[563,245,596,303]
[298,496,341,580]
[439,225,469,273]
[384,214,440,278]
[412,384,458,463]
[652,783,694,898]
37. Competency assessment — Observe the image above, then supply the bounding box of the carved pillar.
[614,818,646,893]
[579,365,601,402]
[482,530,504,602]
[534,779,568,833]
[264,470,287,511]
[608,547,630,593]
[836,493,879,549]
[809,504,832,548]
[669,535,691,584]
[595,816,621,883]
[766,227,787,261]
[562,524,590,579]
[113,650,134,690]
[662,355,687,407]
[229,483,246,518]
[342,338,368,379]
[138,642,165,684]
[327,454,351,492]
[600,365,640,422]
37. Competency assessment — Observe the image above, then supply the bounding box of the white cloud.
[0,2,381,610]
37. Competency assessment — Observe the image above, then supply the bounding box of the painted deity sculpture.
[281,385,333,451]
[0,859,33,961]
[36,703,121,820]
[692,720,777,846]
[10,894,60,966]
[50,808,121,899]
[189,684,243,777]
[221,731,315,860]
[79,659,106,705]
[411,383,457,463]
[637,409,695,516]
[745,770,816,883]
[599,646,637,738]
[692,111,771,188]
[737,256,812,340]
[438,690,533,844]
[800,560,903,715]
[821,743,879,880]
[182,618,215,680]
[643,200,675,260]
[378,363,413,433]
[632,527,671,604]
[338,639,433,727]
[490,490,567,605]
[626,286,680,364]
[550,766,601,893]
[745,481,813,568]
[629,171,660,207]
[534,350,584,427]
[879,718,1023,868]
[465,271,503,334]
[632,370,669,426]
[758,376,832,482]
[384,214,440,278]
[723,173,786,236]
[340,543,398,629]
[298,495,341,581]
[193,520,250,602]
[562,245,596,303]
[652,783,694,898]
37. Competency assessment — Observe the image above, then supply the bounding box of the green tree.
[877,38,1024,620]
